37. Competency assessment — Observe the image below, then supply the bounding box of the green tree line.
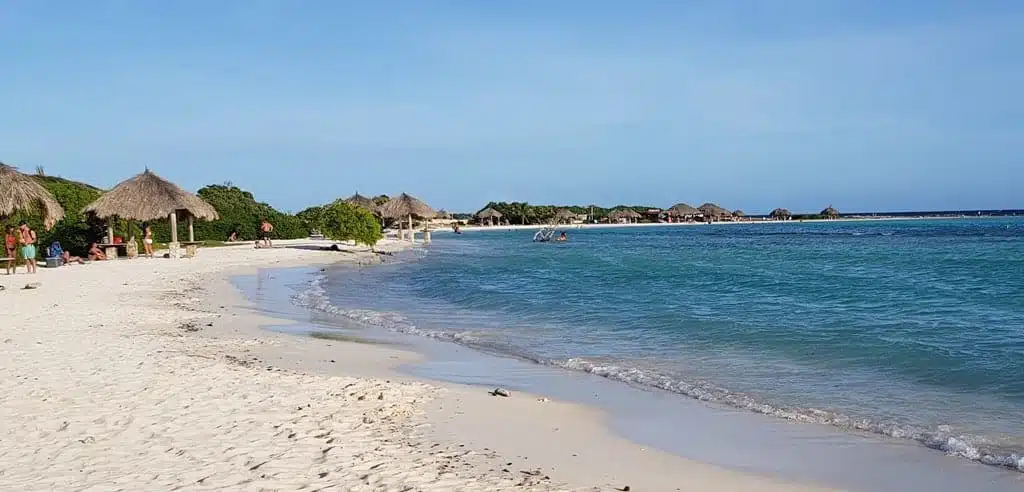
[476,202,657,224]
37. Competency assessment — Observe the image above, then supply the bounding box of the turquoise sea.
[296,218,1024,472]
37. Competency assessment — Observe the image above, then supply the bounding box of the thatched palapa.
[378,193,435,241]
[732,210,745,217]
[698,203,731,219]
[0,163,65,230]
[770,208,792,219]
[666,203,700,218]
[476,207,502,225]
[84,169,218,244]
[821,206,840,218]
[344,193,379,213]
[608,208,642,222]
[553,208,577,224]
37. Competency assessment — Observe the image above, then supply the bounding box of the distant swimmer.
[555,231,568,242]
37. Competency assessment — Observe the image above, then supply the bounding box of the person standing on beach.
[142,223,154,258]
[4,226,18,274]
[260,219,274,248]
[18,222,37,274]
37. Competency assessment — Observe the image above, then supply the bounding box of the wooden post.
[408,215,414,242]
[106,220,114,244]
[170,212,178,243]
[188,215,195,242]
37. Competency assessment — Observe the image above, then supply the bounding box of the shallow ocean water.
[295,218,1024,472]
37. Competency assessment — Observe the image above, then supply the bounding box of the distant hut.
[608,208,642,224]
[554,208,577,224]
[84,169,218,247]
[698,203,731,222]
[476,207,503,226]
[770,208,792,220]
[344,193,379,213]
[0,162,65,230]
[666,203,700,222]
[821,206,840,219]
[732,210,745,220]
[435,209,452,220]
[378,193,436,241]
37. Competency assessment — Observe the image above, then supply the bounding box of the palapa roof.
[608,208,642,220]
[554,208,577,219]
[344,193,379,212]
[378,193,435,219]
[83,169,218,222]
[476,207,503,219]
[732,210,745,217]
[667,203,700,216]
[770,208,792,217]
[0,163,65,230]
[698,202,731,217]
[821,206,840,217]
[435,209,452,219]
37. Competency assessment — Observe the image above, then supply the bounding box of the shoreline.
[241,254,1024,491]
[0,240,836,491]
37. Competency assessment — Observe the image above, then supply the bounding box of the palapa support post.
[104,219,118,259]
[408,215,414,242]
[168,211,181,259]
[188,216,195,242]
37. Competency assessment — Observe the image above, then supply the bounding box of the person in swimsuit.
[18,222,38,274]
[4,226,17,274]
[260,219,274,248]
[62,251,85,265]
[88,242,108,261]
[142,223,154,258]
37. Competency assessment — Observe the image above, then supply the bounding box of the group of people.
[226,219,274,248]
[3,217,280,274]
[3,222,157,275]
[5,222,38,275]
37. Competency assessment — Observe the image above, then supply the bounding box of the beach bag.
[48,241,64,259]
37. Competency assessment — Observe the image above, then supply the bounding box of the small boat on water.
[533,227,557,242]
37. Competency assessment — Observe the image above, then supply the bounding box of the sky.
[1,1,1021,214]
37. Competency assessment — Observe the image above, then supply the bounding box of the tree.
[296,205,326,231]
[182,184,308,241]
[320,202,382,247]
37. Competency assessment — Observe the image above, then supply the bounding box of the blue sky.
[2,1,1021,213]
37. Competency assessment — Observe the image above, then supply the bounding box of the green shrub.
[320,202,382,247]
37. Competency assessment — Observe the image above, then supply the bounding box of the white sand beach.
[0,240,838,491]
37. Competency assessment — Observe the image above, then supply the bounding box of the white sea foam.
[548,357,1024,472]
